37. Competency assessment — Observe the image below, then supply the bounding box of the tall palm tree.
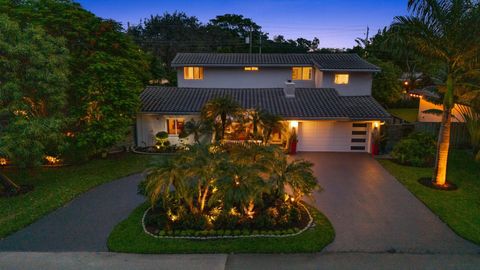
[392,0,480,186]
[201,97,241,141]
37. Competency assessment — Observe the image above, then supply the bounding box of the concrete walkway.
[0,174,145,251]
[297,152,480,254]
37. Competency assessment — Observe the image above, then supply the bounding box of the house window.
[184,67,204,80]
[271,128,282,143]
[166,118,184,135]
[334,74,349,84]
[244,67,259,71]
[292,67,312,80]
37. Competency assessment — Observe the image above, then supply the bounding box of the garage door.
[297,121,368,152]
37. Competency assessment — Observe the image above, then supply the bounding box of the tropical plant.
[0,15,69,194]
[179,118,212,144]
[143,142,320,231]
[258,111,285,144]
[391,132,437,167]
[392,0,480,186]
[201,97,241,141]
[268,151,318,201]
[459,104,480,161]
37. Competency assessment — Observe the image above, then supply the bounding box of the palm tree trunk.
[0,170,20,194]
[199,186,209,214]
[433,107,452,186]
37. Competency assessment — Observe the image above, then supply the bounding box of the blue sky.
[77,0,408,48]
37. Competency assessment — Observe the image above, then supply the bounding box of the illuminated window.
[334,74,349,84]
[271,128,282,143]
[244,67,259,71]
[292,67,312,80]
[184,67,204,80]
[166,119,184,135]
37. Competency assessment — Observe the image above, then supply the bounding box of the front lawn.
[378,150,480,245]
[107,203,334,253]
[0,153,152,239]
[388,108,418,122]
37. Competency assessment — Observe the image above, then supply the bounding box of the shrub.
[391,132,436,167]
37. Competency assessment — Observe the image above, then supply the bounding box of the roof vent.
[284,81,296,98]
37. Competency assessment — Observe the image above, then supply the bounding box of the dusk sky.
[77,0,408,48]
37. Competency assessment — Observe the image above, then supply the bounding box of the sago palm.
[392,0,480,186]
[268,153,319,200]
[145,157,188,209]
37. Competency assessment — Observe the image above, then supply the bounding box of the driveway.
[0,174,145,251]
[296,152,480,254]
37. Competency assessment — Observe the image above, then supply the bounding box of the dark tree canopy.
[0,14,69,168]
[1,0,150,161]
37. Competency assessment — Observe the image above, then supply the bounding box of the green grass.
[378,150,480,245]
[0,153,152,239]
[388,108,418,122]
[108,203,335,253]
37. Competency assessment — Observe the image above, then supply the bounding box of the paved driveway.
[296,152,479,254]
[0,174,145,251]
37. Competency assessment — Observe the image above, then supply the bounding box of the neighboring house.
[137,53,390,153]
[410,89,467,122]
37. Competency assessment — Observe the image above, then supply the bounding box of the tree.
[0,15,69,194]
[258,111,285,144]
[201,97,241,141]
[370,59,404,106]
[179,118,212,144]
[2,0,150,161]
[268,152,319,201]
[392,0,480,186]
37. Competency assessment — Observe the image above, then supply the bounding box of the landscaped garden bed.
[108,202,334,253]
[109,141,335,253]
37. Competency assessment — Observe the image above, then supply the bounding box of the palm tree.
[178,144,227,214]
[213,162,265,218]
[268,152,319,201]
[458,96,480,160]
[392,0,480,186]
[201,97,241,141]
[145,157,189,210]
[179,118,212,144]
[259,111,285,144]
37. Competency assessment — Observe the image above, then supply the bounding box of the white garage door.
[297,121,368,152]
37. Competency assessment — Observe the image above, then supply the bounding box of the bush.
[391,132,436,167]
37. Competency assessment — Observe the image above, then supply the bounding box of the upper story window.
[334,74,349,84]
[184,67,204,80]
[244,67,259,71]
[292,67,312,80]
[166,118,184,135]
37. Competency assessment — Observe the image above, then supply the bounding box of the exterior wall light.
[290,121,299,129]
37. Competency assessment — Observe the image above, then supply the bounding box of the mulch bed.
[418,177,458,191]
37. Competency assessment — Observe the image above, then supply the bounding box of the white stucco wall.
[317,72,373,96]
[136,114,201,147]
[177,67,316,88]
[418,97,466,122]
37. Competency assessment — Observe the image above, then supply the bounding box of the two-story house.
[136,53,390,153]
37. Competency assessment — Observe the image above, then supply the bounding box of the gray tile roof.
[140,87,390,120]
[171,53,380,71]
